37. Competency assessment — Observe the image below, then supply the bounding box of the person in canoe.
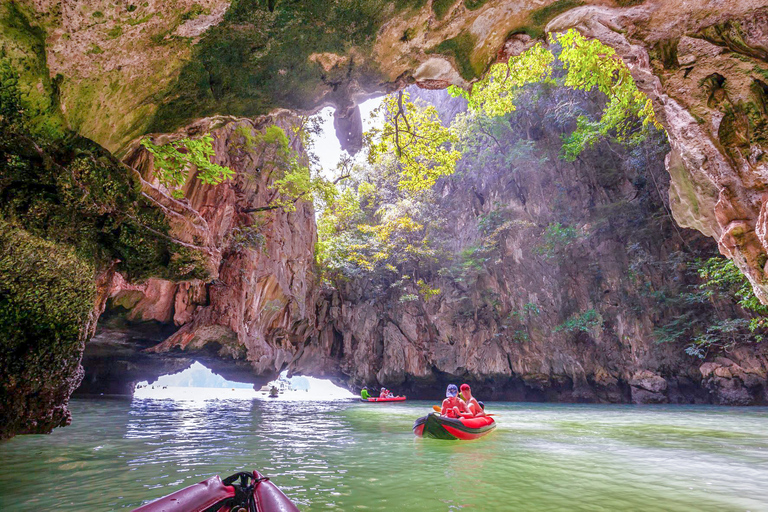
[380,387,397,398]
[460,383,486,417]
[441,384,471,418]
[361,387,371,400]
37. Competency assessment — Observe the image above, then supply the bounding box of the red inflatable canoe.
[132,471,299,512]
[413,413,496,440]
[360,396,406,403]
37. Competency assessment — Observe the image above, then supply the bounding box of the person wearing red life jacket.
[440,384,471,418]
[460,383,486,417]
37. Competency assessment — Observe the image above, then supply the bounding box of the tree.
[366,91,461,192]
[450,29,663,160]
[141,135,234,198]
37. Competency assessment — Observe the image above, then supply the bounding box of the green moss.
[0,3,66,139]
[432,0,458,20]
[127,5,138,12]
[697,20,768,62]
[428,31,480,81]
[86,43,103,54]
[464,0,490,10]
[0,59,212,282]
[127,13,154,26]
[0,221,97,438]
[0,221,95,344]
[182,5,208,21]
[92,11,104,18]
[106,26,123,39]
[754,65,768,82]
[529,0,584,27]
[149,0,422,133]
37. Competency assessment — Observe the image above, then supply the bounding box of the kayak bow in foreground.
[132,470,299,512]
[413,413,496,440]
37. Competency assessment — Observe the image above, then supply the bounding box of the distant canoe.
[360,396,406,403]
[413,413,496,440]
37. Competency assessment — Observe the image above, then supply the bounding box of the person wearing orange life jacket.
[440,384,471,418]
[460,383,486,417]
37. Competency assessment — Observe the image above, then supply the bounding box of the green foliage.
[554,30,663,160]
[228,225,266,253]
[448,42,554,117]
[696,257,768,337]
[367,92,461,192]
[429,32,481,81]
[555,308,602,333]
[239,122,342,213]
[141,135,234,198]
[653,257,767,358]
[510,302,541,320]
[697,257,768,317]
[535,222,580,260]
[454,29,662,160]
[464,0,490,10]
[417,278,441,301]
[432,0,457,20]
[0,59,24,131]
[316,152,441,294]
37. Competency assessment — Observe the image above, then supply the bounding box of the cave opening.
[133,362,354,401]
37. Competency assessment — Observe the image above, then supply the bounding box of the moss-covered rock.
[0,222,95,439]
[0,16,212,436]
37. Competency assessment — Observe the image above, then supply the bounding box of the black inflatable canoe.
[413,413,496,440]
[132,471,299,512]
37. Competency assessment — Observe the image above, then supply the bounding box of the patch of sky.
[312,96,384,179]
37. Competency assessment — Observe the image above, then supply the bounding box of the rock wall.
[81,114,319,392]
[546,1,768,318]
[11,0,768,304]
[0,129,216,438]
[301,87,768,405]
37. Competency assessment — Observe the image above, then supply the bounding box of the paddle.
[432,405,495,416]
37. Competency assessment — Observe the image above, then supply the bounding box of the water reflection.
[2,400,768,510]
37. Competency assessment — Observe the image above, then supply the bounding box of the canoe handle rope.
[222,472,271,512]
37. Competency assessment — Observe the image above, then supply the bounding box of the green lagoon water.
[1,397,768,511]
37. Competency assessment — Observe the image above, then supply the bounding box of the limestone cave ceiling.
[6,1,768,300]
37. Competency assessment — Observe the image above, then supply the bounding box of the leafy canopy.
[366,91,461,192]
[449,29,662,160]
[141,135,234,198]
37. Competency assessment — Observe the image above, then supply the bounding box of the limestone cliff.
[9,0,768,305]
[79,114,318,392]
[305,87,768,405]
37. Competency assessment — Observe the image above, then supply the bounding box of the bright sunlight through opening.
[134,361,355,401]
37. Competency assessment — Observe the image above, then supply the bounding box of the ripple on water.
[2,400,768,510]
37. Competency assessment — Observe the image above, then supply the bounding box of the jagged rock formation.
[545,1,768,315]
[0,129,216,439]
[77,114,318,394]
[305,87,768,405]
[8,0,767,303]
[0,3,216,437]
